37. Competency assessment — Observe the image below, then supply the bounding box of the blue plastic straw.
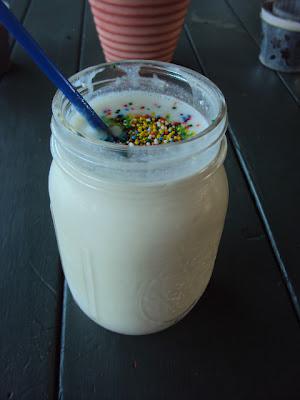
[0,0,115,142]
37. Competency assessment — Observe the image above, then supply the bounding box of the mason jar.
[49,61,228,335]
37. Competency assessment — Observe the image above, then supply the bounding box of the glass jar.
[49,61,228,335]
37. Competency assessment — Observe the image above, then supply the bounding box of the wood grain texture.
[0,0,84,398]
[59,4,300,399]
[226,0,300,106]
[186,0,300,305]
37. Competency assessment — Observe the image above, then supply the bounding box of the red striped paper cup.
[88,0,190,62]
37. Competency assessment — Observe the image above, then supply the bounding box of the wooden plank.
[225,0,300,106]
[4,0,32,50]
[0,0,84,398]
[0,0,31,76]
[186,0,300,306]
[9,0,31,23]
[60,5,300,399]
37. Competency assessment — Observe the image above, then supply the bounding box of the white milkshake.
[71,90,208,143]
[49,61,228,335]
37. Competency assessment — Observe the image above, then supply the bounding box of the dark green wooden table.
[1,0,299,398]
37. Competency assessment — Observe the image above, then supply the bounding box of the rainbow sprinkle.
[103,112,196,146]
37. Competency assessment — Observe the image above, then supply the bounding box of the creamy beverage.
[72,90,208,145]
[49,61,228,335]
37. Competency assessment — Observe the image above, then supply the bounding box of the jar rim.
[51,60,227,154]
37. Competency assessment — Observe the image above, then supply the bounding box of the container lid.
[261,1,300,32]
[273,0,300,22]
